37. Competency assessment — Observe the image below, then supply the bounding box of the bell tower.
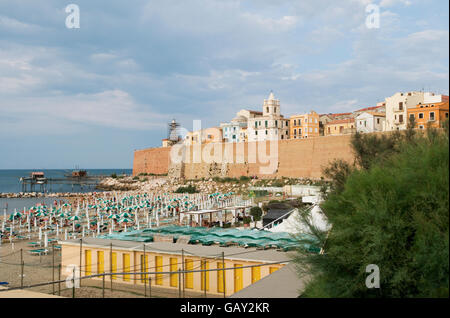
[263,91,280,117]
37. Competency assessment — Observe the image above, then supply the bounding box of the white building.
[384,91,447,131]
[220,110,261,143]
[356,112,386,133]
[247,92,290,141]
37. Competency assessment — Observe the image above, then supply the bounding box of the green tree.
[296,128,449,297]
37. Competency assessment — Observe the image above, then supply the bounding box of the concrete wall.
[133,134,355,179]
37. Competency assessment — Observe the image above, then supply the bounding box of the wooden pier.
[19,172,108,193]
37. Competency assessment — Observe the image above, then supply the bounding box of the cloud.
[380,0,412,8]
[0,90,168,136]
[0,0,448,168]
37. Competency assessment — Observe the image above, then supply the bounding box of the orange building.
[324,118,356,136]
[290,111,320,139]
[407,101,449,129]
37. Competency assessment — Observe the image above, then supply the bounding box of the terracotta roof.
[326,118,355,125]
[355,105,383,112]
[359,111,386,117]
[415,101,449,108]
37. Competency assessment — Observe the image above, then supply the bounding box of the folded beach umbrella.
[68,215,80,221]
[119,218,131,224]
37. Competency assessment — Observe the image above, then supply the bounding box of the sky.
[0,0,448,169]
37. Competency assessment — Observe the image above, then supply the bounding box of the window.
[399,115,403,123]
[265,121,268,127]
[294,129,297,135]
[265,130,268,135]
[419,125,424,129]
[315,128,318,133]
[364,121,366,127]
[266,107,269,113]
[294,120,296,126]
[399,102,403,111]
[377,118,380,124]
[429,112,435,121]
[286,121,289,126]
[255,131,258,135]
[275,120,278,127]
[305,119,308,123]
[309,127,312,132]
[281,135,284,139]
[419,113,424,119]
[446,112,449,119]
[298,119,302,126]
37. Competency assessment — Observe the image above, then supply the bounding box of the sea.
[0,169,132,214]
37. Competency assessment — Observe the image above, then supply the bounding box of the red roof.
[355,105,383,112]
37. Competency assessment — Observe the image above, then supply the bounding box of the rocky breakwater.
[95,175,326,195]
[0,192,102,199]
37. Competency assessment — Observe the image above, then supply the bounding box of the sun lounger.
[27,242,41,247]
[29,249,49,256]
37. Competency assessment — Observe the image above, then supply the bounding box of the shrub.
[174,185,199,194]
[296,128,449,298]
[243,216,252,224]
[250,206,263,221]
[111,173,117,179]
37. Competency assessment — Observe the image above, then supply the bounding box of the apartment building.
[384,92,448,131]
[290,111,320,139]
[184,127,223,145]
[407,101,449,129]
[356,112,386,133]
[324,118,356,136]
